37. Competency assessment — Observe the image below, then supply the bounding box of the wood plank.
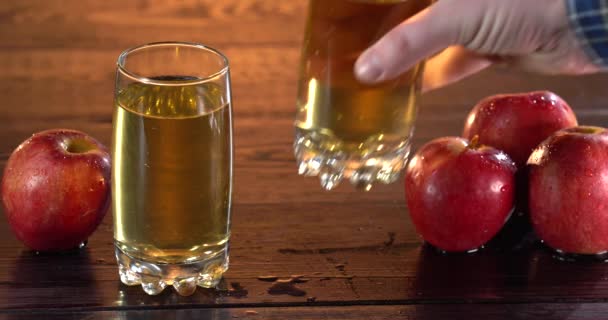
[1,55,607,120]
[0,69,607,155]
[0,0,308,49]
[4,200,608,311]
[0,47,301,120]
[3,303,608,320]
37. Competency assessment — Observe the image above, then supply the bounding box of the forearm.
[566,0,608,68]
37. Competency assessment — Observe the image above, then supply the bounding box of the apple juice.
[112,77,232,264]
[294,0,432,190]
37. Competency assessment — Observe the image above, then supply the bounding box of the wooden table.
[2,1,608,319]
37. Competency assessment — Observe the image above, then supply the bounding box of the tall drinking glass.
[294,0,432,190]
[112,42,233,296]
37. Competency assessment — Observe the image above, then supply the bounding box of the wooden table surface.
[2,1,608,319]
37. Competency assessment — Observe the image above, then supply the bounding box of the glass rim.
[117,41,230,86]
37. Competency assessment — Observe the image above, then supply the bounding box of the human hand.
[354,0,602,92]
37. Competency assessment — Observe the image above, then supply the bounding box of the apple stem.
[469,135,480,149]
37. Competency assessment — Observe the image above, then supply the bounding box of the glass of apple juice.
[294,0,433,190]
[111,42,233,296]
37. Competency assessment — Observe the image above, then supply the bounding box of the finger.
[354,1,463,84]
[422,46,494,92]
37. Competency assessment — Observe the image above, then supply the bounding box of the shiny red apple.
[405,137,517,252]
[1,129,111,251]
[405,136,516,252]
[528,126,608,255]
[463,91,578,167]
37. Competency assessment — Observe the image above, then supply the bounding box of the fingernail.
[355,52,383,83]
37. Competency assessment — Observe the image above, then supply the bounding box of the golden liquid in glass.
[296,0,430,148]
[112,77,232,264]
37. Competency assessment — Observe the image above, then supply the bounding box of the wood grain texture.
[5,304,608,320]
[5,201,608,312]
[1,0,608,319]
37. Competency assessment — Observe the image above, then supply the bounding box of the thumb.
[354,0,466,84]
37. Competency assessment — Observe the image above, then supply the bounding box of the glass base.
[294,129,412,190]
[551,247,608,262]
[115,242,229,296]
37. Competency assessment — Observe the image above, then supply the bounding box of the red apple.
[528,126,608,255]
[405,136,516,252]
[1,129,111,251]
[463,91,577,167]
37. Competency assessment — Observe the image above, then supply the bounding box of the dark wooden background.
[1,1,608,319]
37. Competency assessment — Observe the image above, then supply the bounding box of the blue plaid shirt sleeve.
[566,0,608,67]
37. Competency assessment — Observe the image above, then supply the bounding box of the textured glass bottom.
[551,248,608,262]
[115,242,229,296]
[294,129,412,190]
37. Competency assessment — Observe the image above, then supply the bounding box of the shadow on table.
[8,248,100,312]
[113,277,247,317]
[410,234,608,319]
[108,308,234,320]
